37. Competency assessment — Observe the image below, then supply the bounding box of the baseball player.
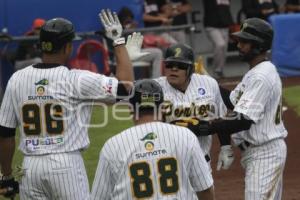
[154,43,234,171]
[91,79,215,200]
[178,18,287,200]
[0,9,144,200]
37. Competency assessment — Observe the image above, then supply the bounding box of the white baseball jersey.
[155,74,227,155]
[230,61,288,145]
[230,61,287,200]
[91,122,213,200]
[0,65,118,155]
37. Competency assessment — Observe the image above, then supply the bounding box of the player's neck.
[42,54,67,65]
[173,80,189,93]
[134,115,159,125]
[249,54,267,69]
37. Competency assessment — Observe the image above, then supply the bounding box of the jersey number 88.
[129,157,179,198]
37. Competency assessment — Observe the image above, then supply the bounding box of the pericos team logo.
[140,132,157,151]
[35,79,48,96]
[28,79,53,100]
[35,79,49,86]
[140,132,157,141]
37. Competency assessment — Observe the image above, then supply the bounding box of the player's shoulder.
[163,123,199,147]
[246,61,279,86]
[152,122,198,139]
[69,69,98,76]
[6,66,33,83]
[191,73,219,89]
[250,61,277,76]
[107,121,195,142]
[192,73,218,83]
[69,69,110,83]
[12,65,33,74]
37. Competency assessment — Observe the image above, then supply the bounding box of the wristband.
[113,37,125,47]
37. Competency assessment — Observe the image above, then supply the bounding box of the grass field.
[283,85,300,116]
[1,85,299,200]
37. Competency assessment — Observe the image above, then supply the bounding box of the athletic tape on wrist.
[113,37,125,47]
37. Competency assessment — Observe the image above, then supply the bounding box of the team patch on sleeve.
[102,78,114,95]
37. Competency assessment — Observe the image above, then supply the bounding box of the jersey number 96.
[22,103,64,136]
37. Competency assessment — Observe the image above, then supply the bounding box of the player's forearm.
[114,45,134,92]
[217,131,231,146]
[209,116,253,136]
[0,137,15,176]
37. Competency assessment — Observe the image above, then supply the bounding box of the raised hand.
[126,32,149,61]
[99,9,124,46]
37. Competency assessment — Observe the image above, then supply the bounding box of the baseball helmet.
[164,43,195,78]
[232,18,273,52]
[40,18,75,53]
[129,79,164,111]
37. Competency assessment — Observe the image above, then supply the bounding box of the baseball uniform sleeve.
[0,78,18,128]
[234,77,271,123]
[91,150,115,200]
[188,132,214,191]
[215,81,227,118]
[73,70,118,101]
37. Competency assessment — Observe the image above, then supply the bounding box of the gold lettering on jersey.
[161,101,173,116]
[163,101,215,118]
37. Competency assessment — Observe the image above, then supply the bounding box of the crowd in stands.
[6,0,300,79]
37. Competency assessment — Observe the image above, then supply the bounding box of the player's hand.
[0,175,19,198]
[170,117,211,136]
[217,145,234,171]
[126,32,149,61]
[99,9,124,46]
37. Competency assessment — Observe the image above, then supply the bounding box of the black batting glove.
[170,117,211,136]
[0,175,19,198]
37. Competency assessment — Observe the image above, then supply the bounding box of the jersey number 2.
[129,157,179,198]
[22,103,64,135]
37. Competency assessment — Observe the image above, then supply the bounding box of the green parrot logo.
[140,132,157,141]
[35,79,49,86]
